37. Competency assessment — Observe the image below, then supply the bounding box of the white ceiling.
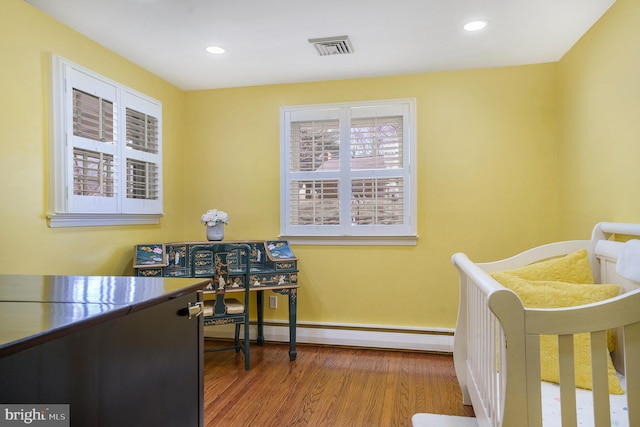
[25,0,616,91]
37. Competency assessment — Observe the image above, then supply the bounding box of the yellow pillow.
[539,335,622,395]
[490,273,619,307]
[491,272,623,394]
[492,264,617,350]
[499,249,594,284]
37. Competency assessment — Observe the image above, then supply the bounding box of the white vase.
[206,223,224,241]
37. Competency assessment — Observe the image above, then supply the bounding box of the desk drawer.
[248,272,298,288]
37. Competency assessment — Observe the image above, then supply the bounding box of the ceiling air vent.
[308,36,354,56]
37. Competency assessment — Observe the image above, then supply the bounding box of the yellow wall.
[0,0,187,276]
[557,0,640,238]
[2,0,635,330]
[183,67,559,327]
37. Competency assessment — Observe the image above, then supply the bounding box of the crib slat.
[590,330,611,427]
[625,322,640,426]
[557,334,577,427]
[525,334,543,427]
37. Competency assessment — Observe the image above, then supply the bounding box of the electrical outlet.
[269,295,277,309]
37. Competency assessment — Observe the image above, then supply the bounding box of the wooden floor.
[203,340,475,427]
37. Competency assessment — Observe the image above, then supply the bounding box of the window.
[48,56,163,227]
[280,99,416,245]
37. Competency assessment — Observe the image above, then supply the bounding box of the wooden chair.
[189,242,251,370]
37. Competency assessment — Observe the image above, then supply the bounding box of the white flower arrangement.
[200,209,229,226]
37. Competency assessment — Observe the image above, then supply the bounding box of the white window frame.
[48,55,163,227]
[280,99,417,246]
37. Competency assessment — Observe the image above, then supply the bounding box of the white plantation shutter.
[351,177,404,225]
[126,159,159,199]
[349,108,405,228]
[290,119,340,172]
[66,69,120,214]
[288,115,341,230]
[125,108,159,200]
[72,89,114,142]
[48,56,163,227]
[289,179,340,226]
[121,91,162,214]
[72,87,116,199]
[350,115,403,170]
[281,99,416,243]
[126,108,159,153]
[73,148,115,197]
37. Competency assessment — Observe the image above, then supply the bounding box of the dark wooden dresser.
[0,274,211,427]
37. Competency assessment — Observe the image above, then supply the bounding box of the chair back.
[189,242,252,370]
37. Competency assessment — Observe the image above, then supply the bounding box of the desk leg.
[287,288,297,361]
[273,288,297,361]
[256,290,265,346]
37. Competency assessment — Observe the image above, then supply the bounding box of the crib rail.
[593,222,640,241]
[452,253,510,427]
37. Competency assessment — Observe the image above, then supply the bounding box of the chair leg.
[234,324,241,353]
[243,318,250,371]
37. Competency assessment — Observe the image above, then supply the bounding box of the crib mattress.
[542,374,628,426]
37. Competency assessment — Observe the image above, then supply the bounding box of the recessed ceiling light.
[464,20,488,32]
[205,46,226,54]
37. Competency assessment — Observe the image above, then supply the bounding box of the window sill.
[278,235,418,246]
[47,213,162,228]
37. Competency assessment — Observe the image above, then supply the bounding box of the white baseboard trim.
[204,321,454,353]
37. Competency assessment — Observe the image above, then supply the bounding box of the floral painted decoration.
[200,209,229,226]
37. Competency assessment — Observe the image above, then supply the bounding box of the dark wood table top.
[0,274,212,357]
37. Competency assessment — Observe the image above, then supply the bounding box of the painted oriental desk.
[134,240,299,360]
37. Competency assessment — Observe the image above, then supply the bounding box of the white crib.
[413,222,640,427]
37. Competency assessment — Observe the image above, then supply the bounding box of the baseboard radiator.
[204,320,454,353]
